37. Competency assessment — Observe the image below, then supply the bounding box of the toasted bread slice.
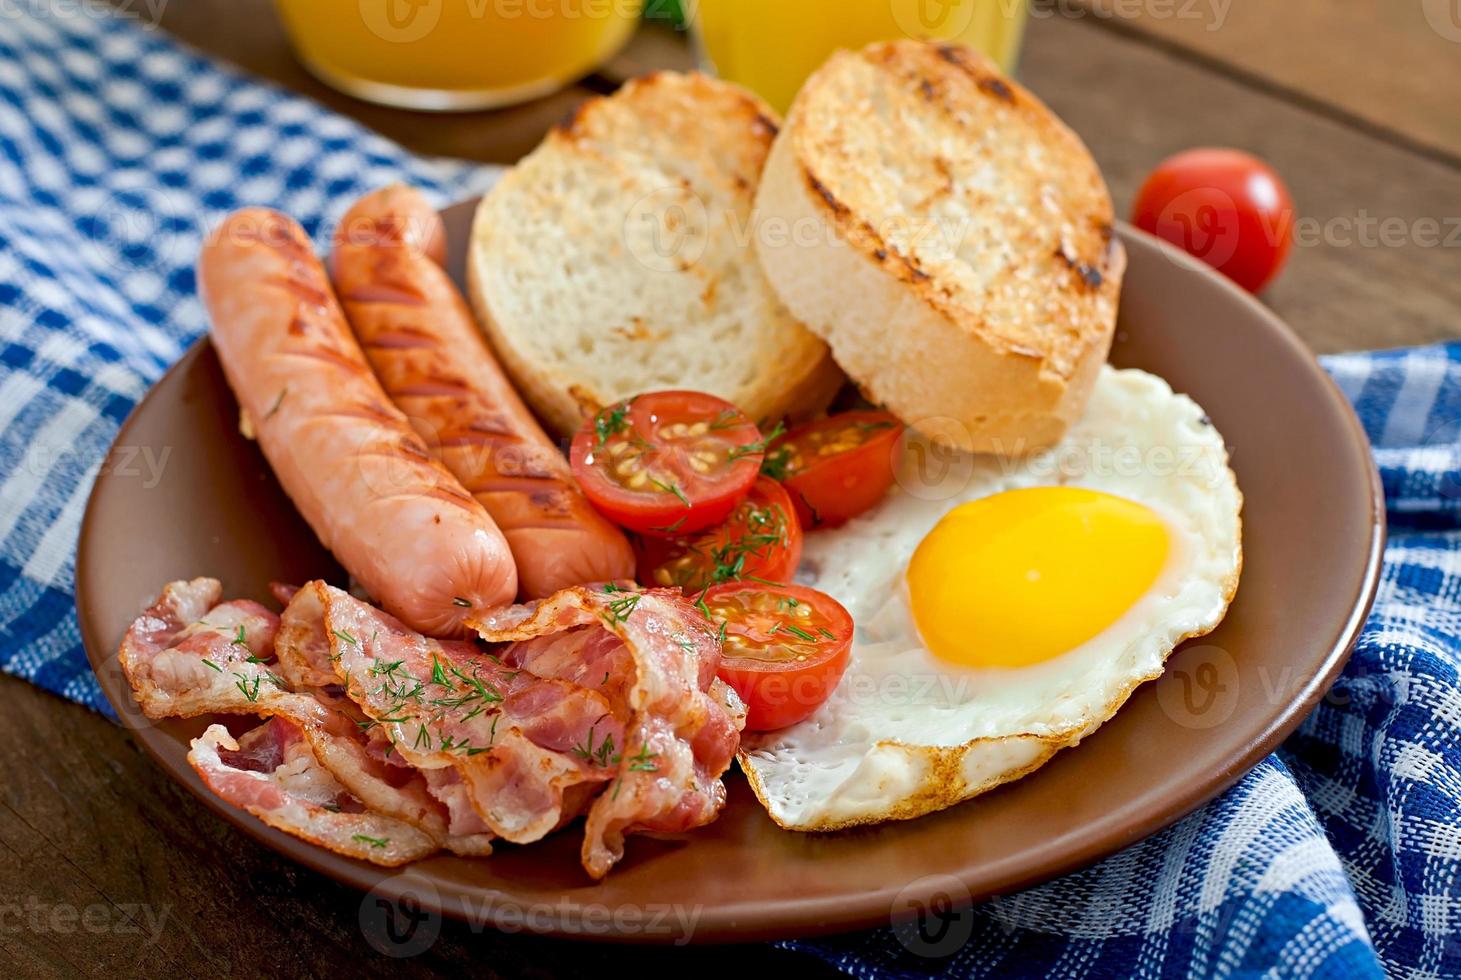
[754,40,1125,453]
[467,72,842,438]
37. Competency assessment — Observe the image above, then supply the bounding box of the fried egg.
[739,367,1243,830]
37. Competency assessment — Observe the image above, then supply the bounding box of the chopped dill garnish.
[594,400,633,445]
[233,673,261,703]
[728,421,785,463]
[627,744,659,773]
[571,724,618,769]
[649,477,690,508]
[601,592,642,626]
[760,445,794,481]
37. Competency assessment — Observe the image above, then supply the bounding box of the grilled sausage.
[198,208,518,636]
[330,185,634,599]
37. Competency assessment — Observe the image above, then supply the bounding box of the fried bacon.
[266,584,494,856]
[121,578,741,878]
[319,583,619,843]
[122,580,492,859]
[188,718,437,867]
[271,582,339,690]
[282,692,495,857]
[118,578,290,718]
[473,587,745,879]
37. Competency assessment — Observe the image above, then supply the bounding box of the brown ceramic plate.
[76,200,1384,944]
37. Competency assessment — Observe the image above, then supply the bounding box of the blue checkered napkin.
[2,10,1459,980]
[0,9,498,707]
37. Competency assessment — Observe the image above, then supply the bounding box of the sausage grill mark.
[279,347,371,374]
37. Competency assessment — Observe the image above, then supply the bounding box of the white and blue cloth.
[0,9,1456,978]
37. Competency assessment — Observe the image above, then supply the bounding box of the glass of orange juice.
[687,0,1029,114]
[273,0,645,111]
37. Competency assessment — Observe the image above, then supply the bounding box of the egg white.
[739,367,1243,830]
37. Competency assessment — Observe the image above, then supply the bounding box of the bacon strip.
[319,583,618,844]
[118,578,290,718]
[473,587,744,879]
[123,579,738,878]
[272,582,339,690]
[267,582,494,855]
[278,692,494,857]
[187,718,438,867]
[120,580,492,858]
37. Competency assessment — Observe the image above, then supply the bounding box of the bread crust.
[468,71,840,438]
[754,40,1125,452]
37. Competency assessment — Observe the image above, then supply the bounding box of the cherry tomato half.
[763,411,905,529]
[1132,148,1295,293]
[570,392,768,537]
[636,477,803,592]
[701,582,853,731]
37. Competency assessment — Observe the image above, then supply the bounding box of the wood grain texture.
[13,0,1460,973]
[1080,0,1461,162]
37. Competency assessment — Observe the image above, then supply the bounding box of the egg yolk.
[906,487,1170,669]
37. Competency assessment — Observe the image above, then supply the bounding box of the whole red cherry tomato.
[1132,148,1295,293]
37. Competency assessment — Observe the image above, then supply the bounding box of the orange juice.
[273,0,644,110]
[689,0,1028,113]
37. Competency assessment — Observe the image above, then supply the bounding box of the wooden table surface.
[6,2,1460,976]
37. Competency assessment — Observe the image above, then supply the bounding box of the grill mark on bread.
[557,99,596,139]
[933,43,1018,105]
[804,164,940,285]
[1055,243,1106,290]
[756,40,1122,450]
[751,111,779,139]
[979,77,1014,103]
[805,171,850,216]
